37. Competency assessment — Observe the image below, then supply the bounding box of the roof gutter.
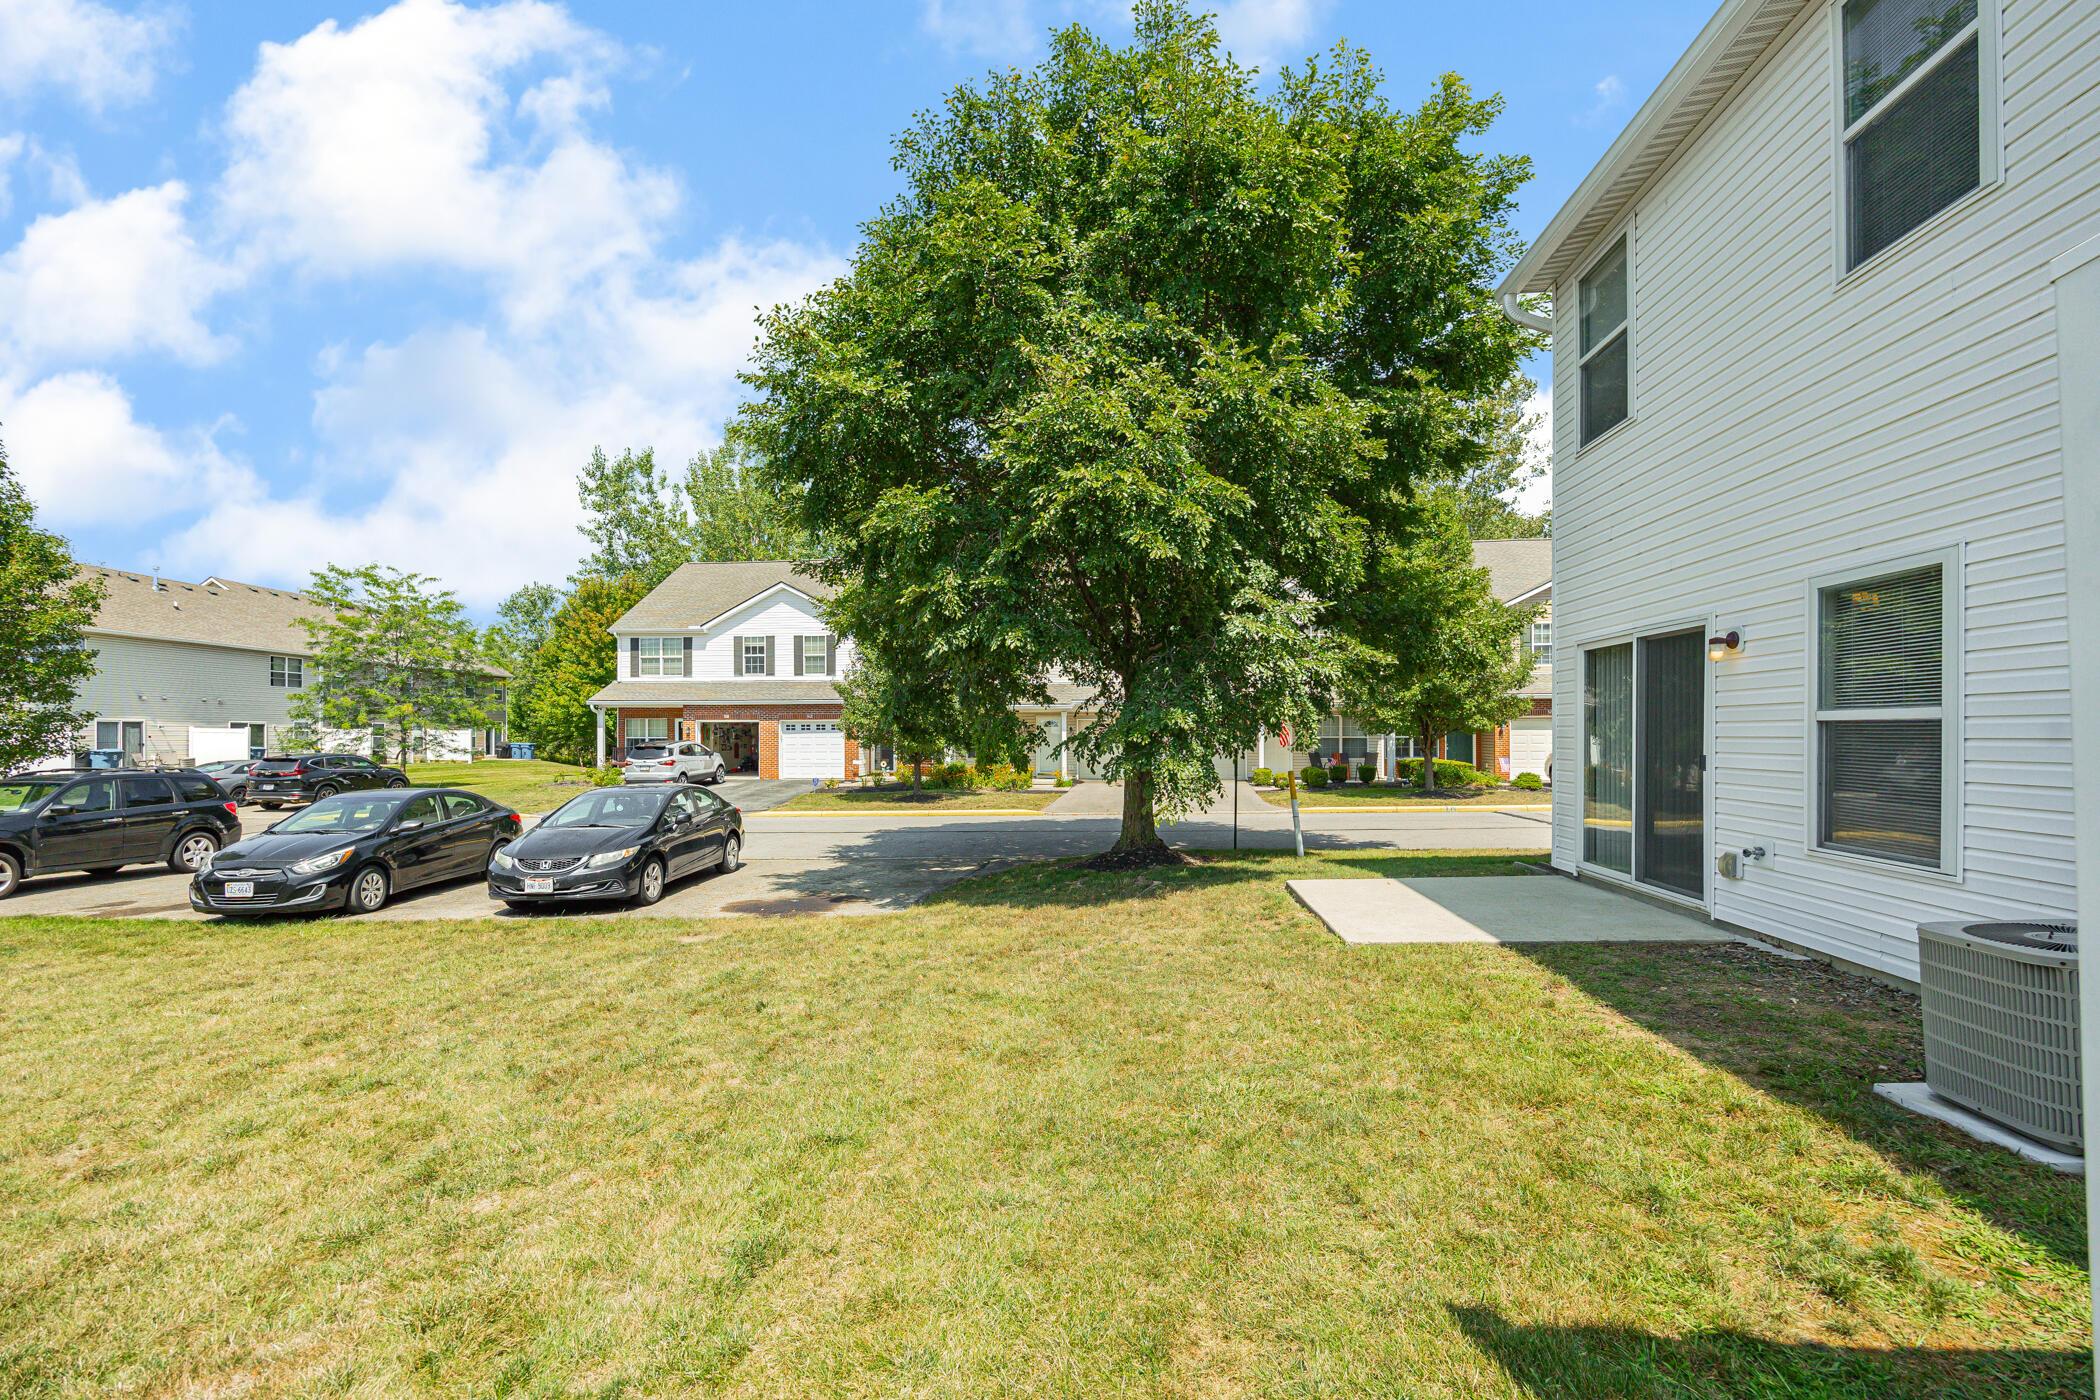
[1499,291,1554,335]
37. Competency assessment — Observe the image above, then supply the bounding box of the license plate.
[224,881,255,899]
[259,783,280,791]
[523,877,554,894]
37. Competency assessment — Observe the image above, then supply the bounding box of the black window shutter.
[628,636,639,677]
[764,636,776,675]
[682,636,693,677]
[793,636,807,676]
[826,634,837,675]
[733,636,746,674]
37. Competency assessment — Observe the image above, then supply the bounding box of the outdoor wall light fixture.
[1707,629,1742,662]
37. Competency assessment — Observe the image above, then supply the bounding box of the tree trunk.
[1114,769,1167,854]
[911,757,923,791]
[1417,730,1438,794]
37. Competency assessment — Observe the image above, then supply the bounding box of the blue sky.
[0,0,1704,613]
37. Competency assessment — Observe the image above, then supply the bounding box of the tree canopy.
[288,565,495,764]
[0,433,103,772]
[514,574,648,765]
[575,440,813,590]
[743,1,1535,854]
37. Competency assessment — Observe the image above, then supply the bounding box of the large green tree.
[1429,373,1550,540]
[483,582,562,741]
[516,574,647,765]
[575,440,812,590]
[0,435,104,771]
[288,565,496,764]
[743,3,1533,855]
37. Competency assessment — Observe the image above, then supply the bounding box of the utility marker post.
[1279,723,1304,859]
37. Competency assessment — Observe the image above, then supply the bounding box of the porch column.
[1060,712,1069,779]
[2049,231,2100,1364]
[595,707,607,767]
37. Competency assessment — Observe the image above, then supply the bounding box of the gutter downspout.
[1500,290,1554,334]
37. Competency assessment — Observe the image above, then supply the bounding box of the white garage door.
[1510,717,1553,781]
[779,721,845,779]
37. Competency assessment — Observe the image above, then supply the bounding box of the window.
[442,794,484,820]
[270,656,304,688]
[121,775,177,807]
[55,777,117,813]
[176,775,221,803]
[1578,236,1629,444]
[741,637,770,676]
[635,636,685,677]
[399,794,444,826]
[1527,617,1553,658]
[95,719,144,754]
[1582,644,1634,874]
[627,717,670,742]
[1315,716,1377,764]
[799,635,830,676]
[1814,559,1953,869]
[1841,0,1989,270]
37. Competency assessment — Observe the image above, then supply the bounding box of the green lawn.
[773,784,1062,813]
[1259,782,1547,807]
[0,852,2085,1397]
[402,758,601,813]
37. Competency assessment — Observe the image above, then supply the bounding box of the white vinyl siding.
[617,593,856,684]
[1545,0,2093,980]
[74,635,313,767]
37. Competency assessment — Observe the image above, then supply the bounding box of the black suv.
[0,768,242,899]
[248,753,408,808]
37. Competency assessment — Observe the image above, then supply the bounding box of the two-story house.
[1499,0,2096,980]
[586,562,860,779]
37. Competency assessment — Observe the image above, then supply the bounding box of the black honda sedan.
[192,787,521,916]
[489,784,741,910]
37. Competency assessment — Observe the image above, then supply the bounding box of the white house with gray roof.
[1499,0,2095,981]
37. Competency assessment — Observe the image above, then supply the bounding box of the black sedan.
[489,784,741,910]
[247,753,408,809]
[192,787,521,916]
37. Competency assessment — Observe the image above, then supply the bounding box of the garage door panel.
[1510,718,1552,780]
[779,721,845,779]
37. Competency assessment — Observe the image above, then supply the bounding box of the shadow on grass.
[1512,939,2089,1273]
[1452,1305,2092,1399]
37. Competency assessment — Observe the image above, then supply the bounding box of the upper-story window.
[798,635,831,676]
[1841,0,1990,271]
[270,656,304,689]
[634,636,685,677]
[740,637,770,676]
[1578,237,1629,445]
[1528,618,1553,656]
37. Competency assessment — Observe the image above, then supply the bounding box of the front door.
[1582,629,1706,901]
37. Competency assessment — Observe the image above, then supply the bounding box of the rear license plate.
[524,877,554,894]
[224,881,255,899]
[259,783,280,791]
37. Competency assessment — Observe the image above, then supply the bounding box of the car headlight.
[585,846,639,869]
[491,848,516,870]
[287,847,355,878]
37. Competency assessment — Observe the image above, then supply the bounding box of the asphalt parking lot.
[1,784,1550,922]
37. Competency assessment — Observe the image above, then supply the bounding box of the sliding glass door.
[1583,629,1706,900]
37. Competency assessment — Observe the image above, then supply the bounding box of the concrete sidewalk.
[1289,875,1729,945]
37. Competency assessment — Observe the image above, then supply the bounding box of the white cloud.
[216,0,677,323]
[0,371,248,528]
[0,182,238,370]
[919,0,1038,59]
[1210,0,1330,69]
[0,0,179,111]
[1516,388,1552,514]
[1578,73,1629,128]
[919,0,1326,68]
[0,133,21,215]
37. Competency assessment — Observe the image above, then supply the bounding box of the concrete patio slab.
[1288,875,1730,945]
[1874,1082,2085,1176]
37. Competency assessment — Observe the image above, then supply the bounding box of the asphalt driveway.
[0,793,1549,922]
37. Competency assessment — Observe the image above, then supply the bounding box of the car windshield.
[0,777,65,813]
[273,794,404,834]
[541,788,666,829]
[252,758,302,773]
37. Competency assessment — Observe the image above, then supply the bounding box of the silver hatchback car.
[621,740,728,785]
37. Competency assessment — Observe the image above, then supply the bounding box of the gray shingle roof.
[1470,539,1552,603]
[587,680,843,706]
[80,566,331,656]
[613,562,832,632]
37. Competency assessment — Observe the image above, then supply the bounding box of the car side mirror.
[397,820,424,833]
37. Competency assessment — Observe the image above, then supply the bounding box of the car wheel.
[313,783,339,801]
[718,834,741,874]
[634,856,666,907]
[348,865,390,914]
[260,803,281,811]
[169,831,219,874]
[0,851,18,899]
[386,777,407,789]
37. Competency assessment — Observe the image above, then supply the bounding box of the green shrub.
[1511,771,1544,791]
[983,762,1032,792]
[1302,765,1330,788]
[932,760,969,789]
[1327,762,1350,784]
[1355,762,1376,784]
[1055,775,1076,789]
[1250,766,1274,787]
[1394,757,1493,788]
[590,766,623,787]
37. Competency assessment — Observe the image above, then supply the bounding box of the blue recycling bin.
[510,742,535,761]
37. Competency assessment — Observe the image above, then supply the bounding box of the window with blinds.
[1841,0,1987,271]
[634,636,685,677]
[1578,237,1629,445]
[1815,561,1950,868]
